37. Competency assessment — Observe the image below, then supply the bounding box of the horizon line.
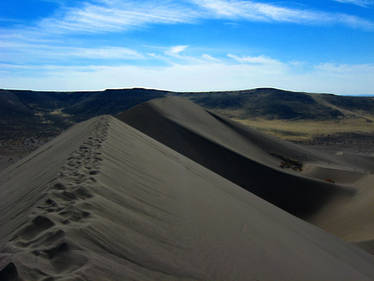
[1,86,373,97]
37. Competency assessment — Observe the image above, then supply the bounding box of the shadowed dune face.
[2,116,374,280]
[118,97,374,246]
[117,97,356,219]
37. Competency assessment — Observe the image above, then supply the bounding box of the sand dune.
[117,98,355,216]
[118,97,374,244]
[2,115,374,280]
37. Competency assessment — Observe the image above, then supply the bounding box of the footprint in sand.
[12,215,55,241]
[3,119,110,281]
[14,229,65,248]
[58,208,91,223]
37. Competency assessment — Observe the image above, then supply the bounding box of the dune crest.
[0,116,110,280]
[118,97,356,218]
[118,96,374,245]
[1,115,374,280]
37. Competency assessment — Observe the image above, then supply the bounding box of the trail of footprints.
[9,117,110,281]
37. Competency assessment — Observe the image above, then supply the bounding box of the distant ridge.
[1,86,373,140]
[1,115,374,280]
[1,87,373,172]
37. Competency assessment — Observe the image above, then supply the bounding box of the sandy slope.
[118,97,374,243]
[1,115,374,280]
[117,98,355,215]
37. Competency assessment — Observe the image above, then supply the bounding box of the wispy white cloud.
[0,1,373,95]
[333,0,374,7]
[315,62,374,74]
[2,53,373,95]
[147,48,222,65]
[37,0,199,34]
[166,45,189,56]
[227,54,281,65]
[192,0,374,29]
[0,41,143,63]
[201,54,220,62]
[0,0,372,41]
[68,46,143,59]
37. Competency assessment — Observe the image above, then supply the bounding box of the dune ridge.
[118,97,357,218]
[118,96,374,244]
[2,115,374,280]
[0,116,110,280]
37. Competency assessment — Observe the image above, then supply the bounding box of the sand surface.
[118,97,374,244]
[2,115,374,280]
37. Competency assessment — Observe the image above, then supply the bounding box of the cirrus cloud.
[333,0,374,7]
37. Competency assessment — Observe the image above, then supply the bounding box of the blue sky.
[0,0,373,94]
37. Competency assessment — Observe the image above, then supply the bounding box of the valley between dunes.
[1,97,374,281]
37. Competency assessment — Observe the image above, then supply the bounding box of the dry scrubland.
[204,92,374,144]
[233,118,374,142]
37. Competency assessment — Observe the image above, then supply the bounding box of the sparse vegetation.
[325,178,336,184]
[232,118,374,143]
[271,153,303,171]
